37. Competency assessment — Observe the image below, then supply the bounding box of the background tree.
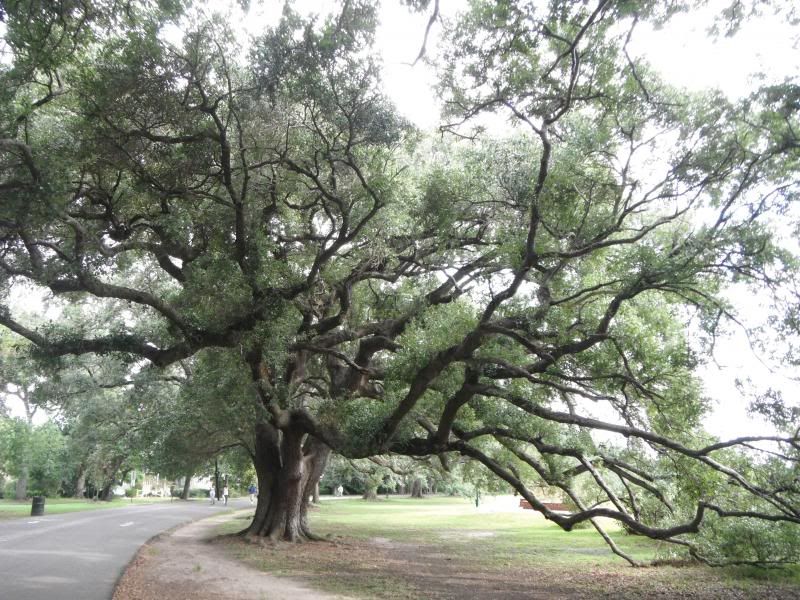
[0,332,43,498]
[0,416,69,497]
[322,454,423,500]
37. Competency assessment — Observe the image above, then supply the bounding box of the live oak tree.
[1,0,799,565]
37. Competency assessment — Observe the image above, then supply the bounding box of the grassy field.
[217,496,800,599]
[0,496,175,519]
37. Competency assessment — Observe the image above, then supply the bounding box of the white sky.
[3,0,798,439]
[627,6,799,439]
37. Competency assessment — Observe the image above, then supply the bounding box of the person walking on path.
[209,486,216,505]
[223,485,229,505]
[248,484,257,504]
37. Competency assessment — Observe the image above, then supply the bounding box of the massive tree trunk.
[180,472,192,500]
[245,422,280,537]
[244,421,330,542]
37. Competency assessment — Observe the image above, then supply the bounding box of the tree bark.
[74,464,86,499]
[263,426,307,541]
[99,481,113,501]
[410,477,424,498]
[180,472,192,500]
[312,481,320,504]
[214,459,221,501]
[299,437,330,535]
[303,437,329,505]
[15,465,29,500]
[244,421,330,542]
[362,486,378,500]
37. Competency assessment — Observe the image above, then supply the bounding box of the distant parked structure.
[139,473,170,497]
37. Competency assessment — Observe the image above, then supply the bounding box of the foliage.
[0,0,798,560]
[0,416,68,496]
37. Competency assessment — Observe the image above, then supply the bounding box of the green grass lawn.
[307,496,660,566]
[217,496,800,599]
[0,496,176,519]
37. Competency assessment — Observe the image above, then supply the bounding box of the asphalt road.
[0,497,253,600]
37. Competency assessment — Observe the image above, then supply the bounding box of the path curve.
[113,510,351,600]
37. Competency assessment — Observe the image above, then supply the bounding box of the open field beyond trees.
[215,497,800,599]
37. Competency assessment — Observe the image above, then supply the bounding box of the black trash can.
[31,496,45,516]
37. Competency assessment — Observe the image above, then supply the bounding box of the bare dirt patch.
[438,530,496,540]
[113,511,351,600]
[223,532,587,599]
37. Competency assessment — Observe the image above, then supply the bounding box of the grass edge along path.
[0,496,178,519]
[214,496,800,600]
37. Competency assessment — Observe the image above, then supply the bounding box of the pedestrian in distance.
[223,485,229,505]
[248,483,257,504]
[209,486,216,505]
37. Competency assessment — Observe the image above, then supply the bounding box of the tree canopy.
[1,0,799,565]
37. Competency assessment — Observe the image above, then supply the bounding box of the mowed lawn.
[0,496,174,519]
[218,496,800,599]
